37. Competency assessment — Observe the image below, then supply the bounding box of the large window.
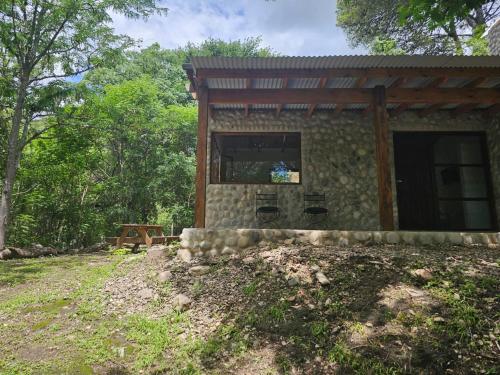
[210,133,301,184]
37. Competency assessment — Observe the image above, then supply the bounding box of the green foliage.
[337,0,498,55]
[3,29,274,248]
[465,24,490,56]
[183,36,276,58]
[371,38,405,55]
[400,1,490,31]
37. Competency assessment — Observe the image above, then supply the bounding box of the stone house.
[183,56,500,234]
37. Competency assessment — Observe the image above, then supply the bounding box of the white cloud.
[112,0,367,55]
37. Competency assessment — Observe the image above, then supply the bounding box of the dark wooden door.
[394,133,437,230]
[394,132,497,231]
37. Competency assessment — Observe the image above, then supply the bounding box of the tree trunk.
[0,76,29,250]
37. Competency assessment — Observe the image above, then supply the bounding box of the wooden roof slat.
[390,76,447,116]
[451,103,479,117]
[390,103,411,118]
[464,77,488,88]
[419,103,446,117]
[276,78,288,117]
[306,77,328,118]
[244,78,252,117]
[389,77,408,88]
[426,76,448,88]
[354,76,368,88]
[334,104,345,115]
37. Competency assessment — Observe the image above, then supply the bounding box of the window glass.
[433,135,483,164]
[211,133,301,184]
[435,166,487,198]
[438,200,491,230]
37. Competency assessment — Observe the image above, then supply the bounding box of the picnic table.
[106,224,178,251]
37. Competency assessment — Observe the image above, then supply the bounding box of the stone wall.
[487,19,500,55]
[180,228,500,258]
[206,111,379,230]
[205,110,500,230]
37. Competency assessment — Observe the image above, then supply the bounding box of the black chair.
[256,193,280,223]
[304,193,328,223]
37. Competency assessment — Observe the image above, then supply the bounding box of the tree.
[182,36,276,58]
[400,0,496,54]
[0,0,167,249]
[336,0,499,54]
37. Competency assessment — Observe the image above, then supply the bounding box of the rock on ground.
[189,266,211,276]
[172,294,192,311]
[315,271,330,285]
[411,268,433,281]
[158,270,172,282]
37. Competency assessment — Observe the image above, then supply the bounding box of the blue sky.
[112,0,366,55]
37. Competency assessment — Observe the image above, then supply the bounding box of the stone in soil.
[315,271,330,285]
[138,288,155,300]
[147,246,168,262]
[287,276,299,286]
[189,265,211,276]
[243,256,256,265]
[177,249,192,263]
[411,268,433,281]
[173,294,192,311]
[158,270,172,282]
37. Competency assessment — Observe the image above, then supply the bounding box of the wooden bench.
[106,224,179,252]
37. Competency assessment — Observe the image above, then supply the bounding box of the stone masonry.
[180,228,500,258]
[205,110,500,231]
[487,19,500,55]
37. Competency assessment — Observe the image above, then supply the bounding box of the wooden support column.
[373,86,394,230]
[195,86,208,228]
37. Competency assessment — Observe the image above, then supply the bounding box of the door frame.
[393,130,498,231]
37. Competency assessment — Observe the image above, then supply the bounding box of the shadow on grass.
[181,245,499,374]
[0,251,112,286]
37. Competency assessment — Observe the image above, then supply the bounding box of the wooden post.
[195,86,208,228]
[373,86,394,230]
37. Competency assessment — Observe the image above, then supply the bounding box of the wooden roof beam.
[426,76,448,88]
[306,77,328,118]
[388,77,409,115]
[427,77,485,117]
[464,77,487,88]
[389,77,408,88]
[209,88,500,105]
[390,103,410,118]
[419,103,446,117]
[355,76,368,88]
[451,103,479,117]
[391,76,447,116]
[276,78,288,117]
[362,104,373,117]
[334,104,345,115]
[195,67,500,80]
[244,78,252,117]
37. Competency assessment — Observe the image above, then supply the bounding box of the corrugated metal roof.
[191,56,500,115]
[190,55,500,70]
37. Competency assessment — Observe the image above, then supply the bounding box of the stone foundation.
[180,228,500,257]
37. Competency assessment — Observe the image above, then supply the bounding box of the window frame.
[209,131,302,185]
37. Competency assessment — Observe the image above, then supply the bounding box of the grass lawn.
[0,243,498,374]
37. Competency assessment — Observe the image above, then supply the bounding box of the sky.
[112,0,367,56]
